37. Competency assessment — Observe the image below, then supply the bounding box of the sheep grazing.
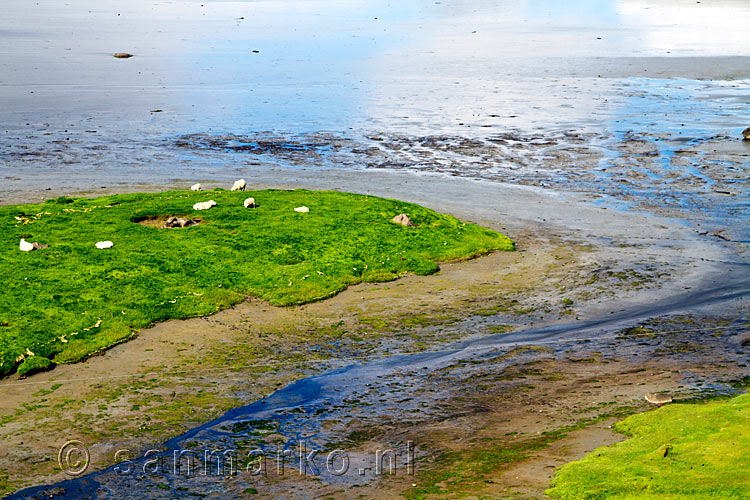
[231,179,247,191]
[190,183,202,191]
[244,197,256,208]
[193,200,217,211]
[19,238,47,251]
[95,241,114,249]
[294,206,309,213]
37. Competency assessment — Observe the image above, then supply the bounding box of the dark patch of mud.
[174,133,348,165]
[131,215,203,228]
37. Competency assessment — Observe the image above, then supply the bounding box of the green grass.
[0,189,513,377]
[547,393,750,500]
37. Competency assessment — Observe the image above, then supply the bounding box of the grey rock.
[392,213,415,227]
[165,217,201,228]
[645,392,673,404]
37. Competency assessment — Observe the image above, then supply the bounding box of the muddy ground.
[1,170,747,498]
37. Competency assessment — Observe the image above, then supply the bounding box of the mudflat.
[1,0,749,498]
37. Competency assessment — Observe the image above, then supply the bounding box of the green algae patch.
[16,356,54,377]
[0,189,513,377]
[547,392,750,500]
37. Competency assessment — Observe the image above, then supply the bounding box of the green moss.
[16,356,54,377]
[620,325,657,339]
[32,382,62,397]
[0,189,513,377]
[0,474,16,498]
[547,393,750,500]
[486,324,514,334]
[45,196,74,205]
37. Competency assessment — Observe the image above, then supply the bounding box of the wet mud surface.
[7,283,749,499]
[167,122,750,242]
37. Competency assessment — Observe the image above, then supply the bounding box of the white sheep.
[193,200,217,211]
[231,179,247,191]
[190,183,202,191]
[95,241,114,249]
[244,197,256,208]
[294,206,309,213]
[19,238,34,252]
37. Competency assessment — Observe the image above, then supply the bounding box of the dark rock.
[710,231,730,241]
[165,217,201,228]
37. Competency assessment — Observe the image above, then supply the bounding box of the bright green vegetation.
[0,189,513,377]
[16,356,53,378]
[547,393,750,500]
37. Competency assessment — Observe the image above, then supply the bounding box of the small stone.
[392,213,415,227]
[113,53,133,59]
[645,392,672,404]
[737,332,750,347]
